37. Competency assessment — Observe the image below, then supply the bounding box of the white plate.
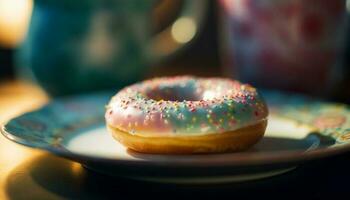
[2,91,349,183]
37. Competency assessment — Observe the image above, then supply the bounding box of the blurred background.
[0,0,349,103]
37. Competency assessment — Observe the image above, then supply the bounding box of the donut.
[105,76,268,154]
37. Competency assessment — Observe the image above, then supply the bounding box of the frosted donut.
[105,76,268,154]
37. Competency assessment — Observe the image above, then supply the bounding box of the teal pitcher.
[16,0,207,96]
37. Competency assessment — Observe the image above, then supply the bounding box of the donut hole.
[145,86,201,101]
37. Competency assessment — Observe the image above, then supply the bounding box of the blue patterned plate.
[1,91,350,183]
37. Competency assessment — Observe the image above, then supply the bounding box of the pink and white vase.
[219,0,347,95]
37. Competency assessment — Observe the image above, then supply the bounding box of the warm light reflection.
[0,81,49,124]
[71,162,84,175]
[0,0,33,47]
[0,138,42,170]
[171,17,196,44]
[0,132,44,197]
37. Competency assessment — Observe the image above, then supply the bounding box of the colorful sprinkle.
[105,76,268,136]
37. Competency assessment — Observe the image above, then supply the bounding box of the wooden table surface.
[0,80,54,199]
[0,80,350,200]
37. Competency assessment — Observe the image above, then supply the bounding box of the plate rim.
[1,91,350,168]
[2,123,350,168]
